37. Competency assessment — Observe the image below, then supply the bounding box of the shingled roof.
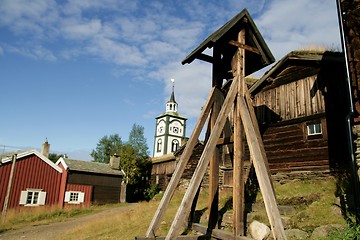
[58,158,125,176]
[182,8,274,76]
[249,50,343,94]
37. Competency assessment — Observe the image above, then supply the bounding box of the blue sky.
[0,0,341,160]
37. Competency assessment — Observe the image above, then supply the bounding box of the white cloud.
[0,0,342,117]
[143,41,181,60]
[155,60,212,119]
[0,0,59,38]
[255,0,341,60]
[61,18,102,40]
[3,43,56,61]
[86,36,147,66]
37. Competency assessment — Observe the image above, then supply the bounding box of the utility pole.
[2,154,17,221]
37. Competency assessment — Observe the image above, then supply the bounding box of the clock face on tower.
[173,127,179,134]
[157,121,165,134]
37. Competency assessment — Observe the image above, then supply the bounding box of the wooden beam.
[233,28,246,237]
[248,28,271,65]
[208,85,222,230]
[217,136,233,145]
[145,87,217,237]
[165,77,240,240]
[136,235,207,240]
[244,86,275,195]
[197,53,214,64]
[192,224,253,240]
[238,97,286,240]
[229,40,261,55]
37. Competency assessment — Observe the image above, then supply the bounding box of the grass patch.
[252,177,346,232]
[0,177,351,239]
[325,224,360,240]
[0,203,125,234]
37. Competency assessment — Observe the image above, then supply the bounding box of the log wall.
[262,118,329,173]
[253,75,326,123]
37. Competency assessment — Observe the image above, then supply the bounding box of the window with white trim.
[19,189,46,206]
[157,139,162,152]
[307,123,322,136]
[171,139,179,152]
[64,191,85,204]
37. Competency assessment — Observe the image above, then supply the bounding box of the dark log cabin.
[249,50,349,175]
[151,141,204,190]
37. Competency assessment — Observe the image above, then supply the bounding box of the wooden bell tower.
[139,9,287,240]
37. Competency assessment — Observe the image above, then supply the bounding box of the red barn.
[1,150,125,212]
[0,150,63,212]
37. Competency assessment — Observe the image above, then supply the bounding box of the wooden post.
[233,28,246,237]
[208,47,223,230]
[165,77,239,240]
[145,88,216,237]
[2,154,17,220]
[208,91,222,230]
[238,97,286,240]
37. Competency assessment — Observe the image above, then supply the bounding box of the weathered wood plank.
[165,78,239,240]
[192,223,254,240]
[145,87,217,237]
[233,98,245,236]
[136,235,207,240]
[238,97,286,240]
[208,89,221,230]
[229,40,261,55]
[233,28,246,237]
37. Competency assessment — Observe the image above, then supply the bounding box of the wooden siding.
[67,171,122,204]
[262,119,329,172]
[0,154,62,211]
[65,183,92,207]
[253,75,326,123]
[151,160,176,176]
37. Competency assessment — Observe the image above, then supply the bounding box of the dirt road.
[0,204,136,240]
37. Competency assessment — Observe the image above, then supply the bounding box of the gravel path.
[0,204,136,240]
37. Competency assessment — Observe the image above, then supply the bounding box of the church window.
[172,139,179,152]
[157,139,162,152]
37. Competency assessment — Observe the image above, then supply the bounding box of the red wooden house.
[56,157,125,205]
[0,150,125,212]
[0,150,63,212]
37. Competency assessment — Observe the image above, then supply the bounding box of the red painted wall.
[58,163,68,208]
[65,183,93,207]
[0,154,62,211]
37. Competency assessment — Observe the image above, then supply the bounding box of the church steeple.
[166,78,178,113]
[153,78,187,158]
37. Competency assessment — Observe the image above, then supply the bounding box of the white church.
[153,80,187,158]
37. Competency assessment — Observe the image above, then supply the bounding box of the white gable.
[1,149,63,173]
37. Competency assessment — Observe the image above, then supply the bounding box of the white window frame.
[307,123,322,136]
[19,189,46,206]
[64,191,85,204]
[171,139,179,152]
[157,139,162,152]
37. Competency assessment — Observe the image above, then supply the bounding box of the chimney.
[109,154,120,170]
[41,138,50,158]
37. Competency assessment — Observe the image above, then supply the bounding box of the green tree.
[91,125,153,201]
[91,134,123,163]
[128,123,149,157]
[121,124,150,184]
[48,153,65,163]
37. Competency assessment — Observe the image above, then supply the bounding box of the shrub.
[144,184,160,201]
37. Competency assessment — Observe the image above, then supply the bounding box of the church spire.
[166,78,178,113]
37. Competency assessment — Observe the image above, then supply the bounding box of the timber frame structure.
[138,9,287,240]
